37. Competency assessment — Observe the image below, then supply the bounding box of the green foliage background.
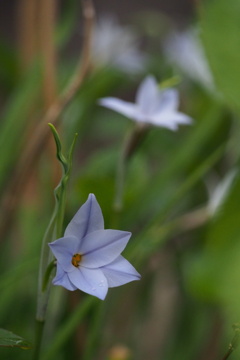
[1,0,240,359]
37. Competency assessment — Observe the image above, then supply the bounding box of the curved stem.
[0,0,95,240]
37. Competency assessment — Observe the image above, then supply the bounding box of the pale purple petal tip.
[101,255,141,288]
[99,97,137,119]
[149,111,192,130]
[64,193,104,240]
[52,265,77,291]
[136,76,160,115]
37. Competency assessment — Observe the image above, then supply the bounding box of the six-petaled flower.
[99,75,192,131]
[49,194,140,300]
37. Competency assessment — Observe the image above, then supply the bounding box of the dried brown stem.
[220,326,240,360]
[0,0,95,239]
[23,0,58,204]
[221,349,233,360]
[17,0,38,69]
[38,0,57,106]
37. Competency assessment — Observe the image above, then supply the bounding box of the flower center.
[71,253,82,267]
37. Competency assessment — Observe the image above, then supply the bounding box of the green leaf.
[186,169,240,312]
[200,0,240,113]
[0,328,31,349]
[127,144,225,265]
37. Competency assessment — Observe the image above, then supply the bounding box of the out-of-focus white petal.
[80,229,131,268]
[68,267,108,300]
[101,255,141,287]
[136,76,160,114]
[64,194,104,240]
[98,75,193,131]
[49,236,79,272]
[99,97,137,119]
[164,29,215,92]
[52,264,77,291]
[157,89,179,111]
[91,16,145,73]
[115,48,146,73]
[208,170,237,215]
[149,111,192,130]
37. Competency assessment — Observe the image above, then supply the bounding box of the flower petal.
[136,76,160,115]
[52,264,77,291]
[80,229,131,268]
[64,194,104,240]
[49,236,79,272]
[68,267,108,300]
[101,255,141,287]
[157,88,179,111]
[172,112,193,125]
[99,97,137,119]
[149,111,192,130]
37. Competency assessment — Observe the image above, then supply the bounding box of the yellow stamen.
[71,253,82,267]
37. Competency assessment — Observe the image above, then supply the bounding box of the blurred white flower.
[91,16,146,73]
[163,29,215,91]
[99,75,192,131]
[208,170,236,216]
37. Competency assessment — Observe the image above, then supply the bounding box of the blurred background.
[1,0,240,359]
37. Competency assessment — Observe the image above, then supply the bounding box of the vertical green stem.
[33,216,57,360]
[114,145,126,213]
[33,191,66,358]
[32,320,45,360]
[33,126,77,360]
[113,124,149,219]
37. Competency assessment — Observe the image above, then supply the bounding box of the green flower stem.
[221,324,240,360]
[33,125,77,360]
[32,320,44,360]
[113,123,149,214]
[42,260,56,292]
[113,75,180,213]
[37,209,57,322]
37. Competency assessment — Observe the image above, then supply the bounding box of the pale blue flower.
[49,194,140,300]
[99,76,192,131]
